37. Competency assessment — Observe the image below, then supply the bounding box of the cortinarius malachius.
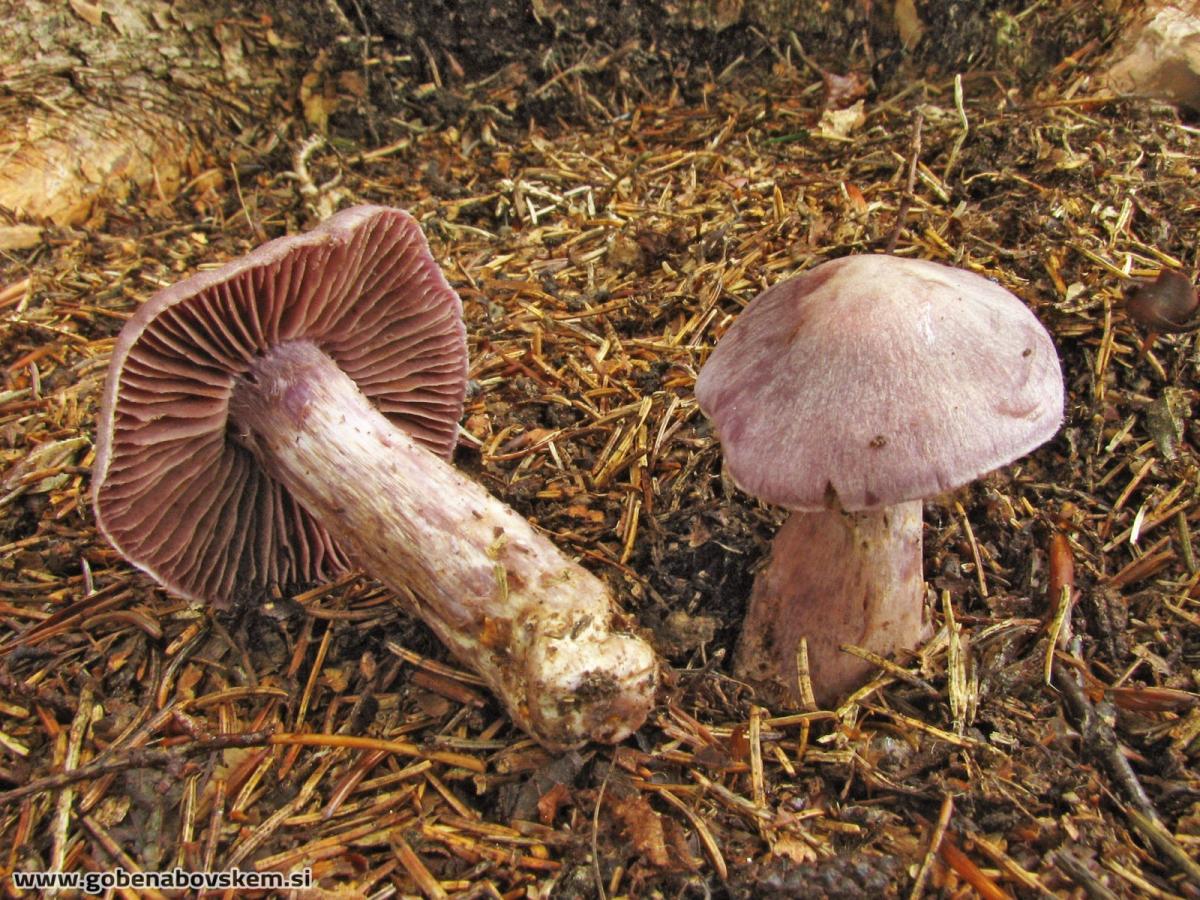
[696,254,1064,706]
[93,205,657,750]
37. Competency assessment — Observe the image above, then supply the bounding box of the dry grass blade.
[1126,808,1200,889]
[392,833,450,900]
[939,834,1013,900]
[653,787,727,882]
[268,733,485,772]
[1055,850,1121,900]
[909,794,953,900]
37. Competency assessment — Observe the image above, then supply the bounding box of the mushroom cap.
[93,205,468,604]
[695,254,1063,512]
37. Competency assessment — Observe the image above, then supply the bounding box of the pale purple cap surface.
[695,254,1064,511]
[93,206,468,604]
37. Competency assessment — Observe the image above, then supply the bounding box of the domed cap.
[93,206,468,604]
[695,254,1063,512]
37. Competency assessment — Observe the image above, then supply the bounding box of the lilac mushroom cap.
[696,254,1064,512]
[93,205,468,605]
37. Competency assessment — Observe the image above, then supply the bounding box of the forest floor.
[2,4,1200,898]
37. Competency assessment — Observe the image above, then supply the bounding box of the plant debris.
[2,3,1200,897]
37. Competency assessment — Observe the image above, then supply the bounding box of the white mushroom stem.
[228,339,657,751]
[732,501,928,708]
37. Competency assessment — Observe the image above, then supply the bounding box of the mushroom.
[695,254,1064,707]
[1125,269,1200,333]
[93,205,657,750]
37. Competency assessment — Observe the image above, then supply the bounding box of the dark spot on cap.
[823,481,839,509]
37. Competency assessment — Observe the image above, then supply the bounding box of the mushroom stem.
[732,501,928,708]
[228,339,657,750]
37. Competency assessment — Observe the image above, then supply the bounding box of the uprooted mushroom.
[93,205,658,751]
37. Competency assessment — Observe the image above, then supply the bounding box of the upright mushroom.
[93,205,657,750]
[696,254,1064,706]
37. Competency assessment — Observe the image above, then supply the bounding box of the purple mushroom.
[696,254,1064,707]
[93,205,657,750]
